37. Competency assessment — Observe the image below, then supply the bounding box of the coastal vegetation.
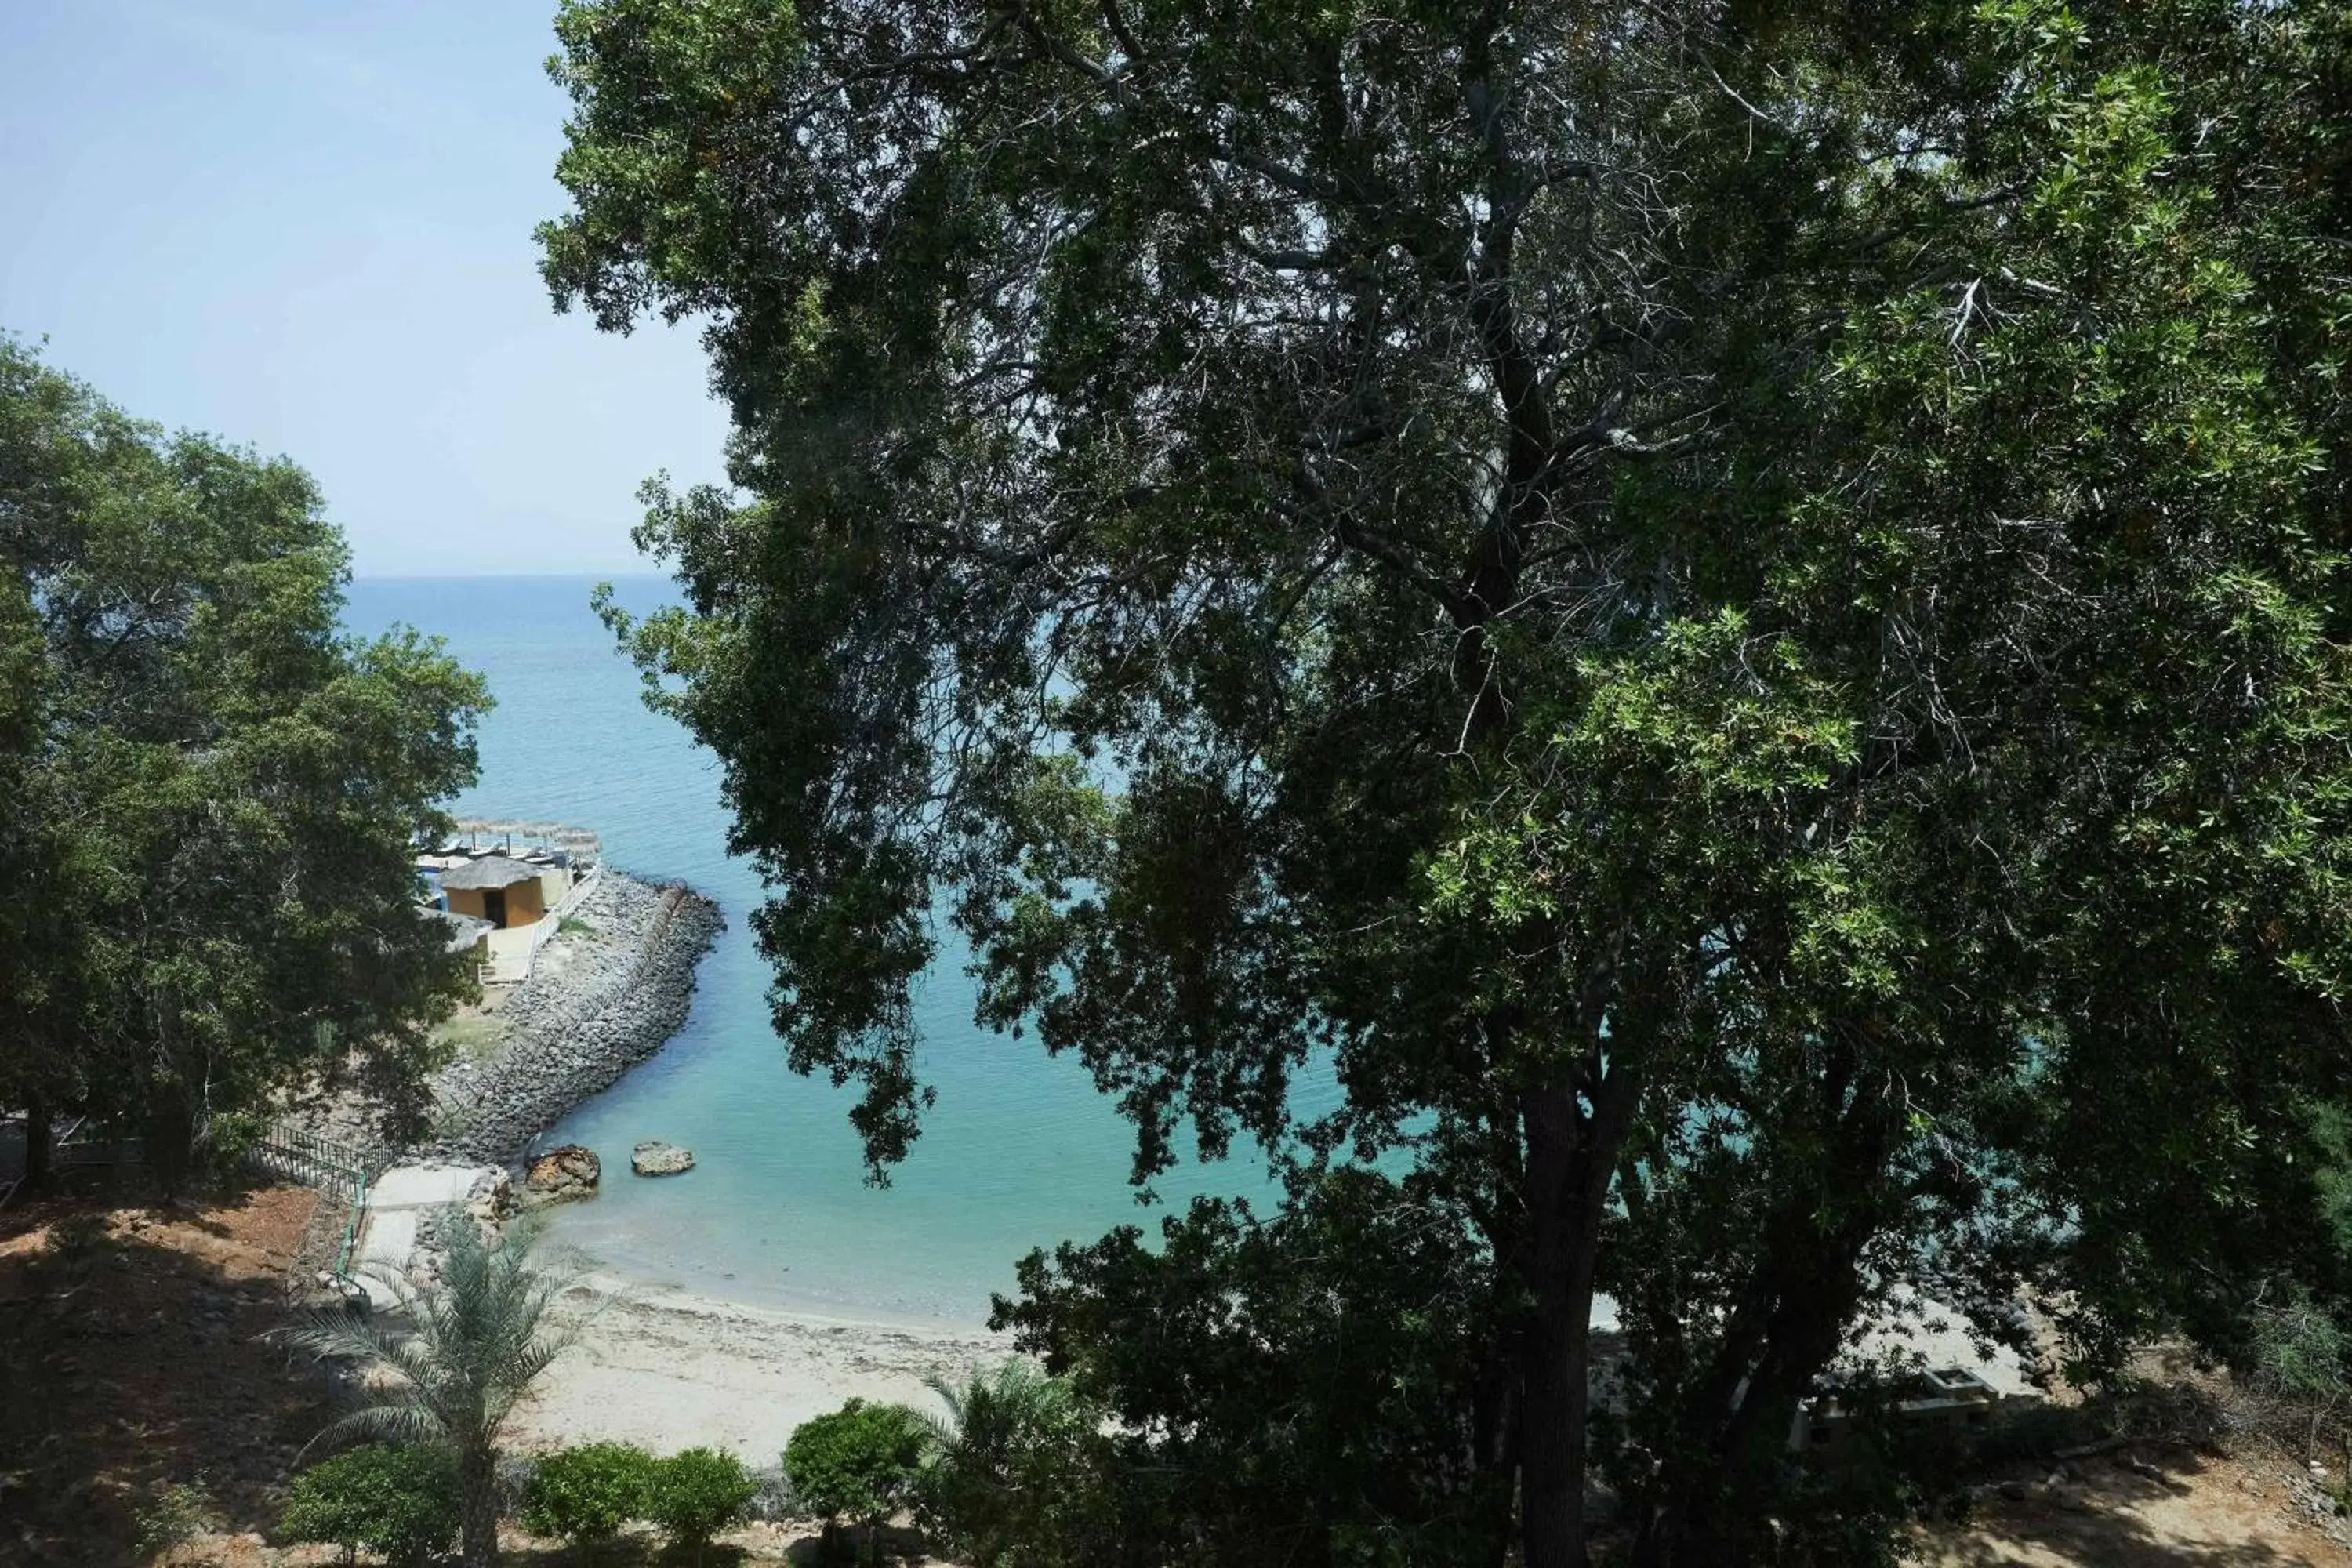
[909,1361,1119,1568]
[285,1213,591,1568]
[641,1447,762,1562]
[11,0,2352,1561]
[522,1441,662,1556]
[542,0,2352,1562]
[0,336,489,1189]
[281,1445,464,1567]
[782,1399,929,1563]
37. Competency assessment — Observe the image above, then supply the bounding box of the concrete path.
[354,1163,489,1308]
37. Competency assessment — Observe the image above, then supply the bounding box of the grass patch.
[560,916,598,938]
[434,1012,511,1065]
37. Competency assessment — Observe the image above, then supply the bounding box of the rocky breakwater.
[423,873,722,1167]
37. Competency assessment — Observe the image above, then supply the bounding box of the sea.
[343,575,1292,1328]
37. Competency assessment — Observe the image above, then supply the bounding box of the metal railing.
[245,1120,381,1289]
[245,1122,376,1199]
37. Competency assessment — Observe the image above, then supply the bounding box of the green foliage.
[999,1173,1508,1565]
[2249,1288,2352,1406]
[645,1446,758,1555]
[910,1361,1122,1568]
[199,1109,268,1180]
[2243,1282,2352,1460]
[279,1444,461,1567]
[133,1478,214,1561]
[522,1441,658,1548]
[783,1399,925,1534]
[543,0,2352,1561]
[0,335,491,1179]
[285,1213,587,1568]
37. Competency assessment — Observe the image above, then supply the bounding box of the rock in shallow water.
[525,1143,601,1204]
[630,1139,695,1177]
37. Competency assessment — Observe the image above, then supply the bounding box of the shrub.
[647,1447,758,1559]
[784,1399,926,1559]
[134,1478,215,1562]
[199,1109,267,1181]
[522,1441,657,1552]
[280,1445,460,1567]
[913,1363,1120,1567]
[2245,1283,2352,1458]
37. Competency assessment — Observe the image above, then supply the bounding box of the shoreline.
[510,1270,1009,1460]
[426,870,724,1167]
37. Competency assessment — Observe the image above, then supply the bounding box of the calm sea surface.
[344,575,1291,1327]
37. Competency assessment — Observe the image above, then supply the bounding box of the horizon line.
[351,568,674,581]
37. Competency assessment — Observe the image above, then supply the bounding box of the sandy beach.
[511,1273,1011,1460]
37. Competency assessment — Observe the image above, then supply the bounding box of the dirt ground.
[0,1174,333,1566]
[1908,1442,2352,1567]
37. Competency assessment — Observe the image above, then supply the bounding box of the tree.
[0,336,491,1189]
[645,1447,759,1563]
[996,1170,1507,1565]
[286,1210,590,1568]
[280,1444,463,1568]
[541,2,2352,1563]
[783,1399,926,1563]
[911,1359,1123,1567]
[523,1442,658,1558]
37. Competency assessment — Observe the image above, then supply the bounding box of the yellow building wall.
[504,879,547,926]
[444,879,546,928]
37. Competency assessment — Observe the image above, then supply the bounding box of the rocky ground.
[425,873,722,1167]
[1907,1443,2352,1566]
[288,872,723,1171]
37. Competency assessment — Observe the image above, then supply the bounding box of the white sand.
[511,1274,1009,1461]
[510,1277,2036,1465]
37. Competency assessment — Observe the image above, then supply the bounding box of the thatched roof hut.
[438,855,545,891]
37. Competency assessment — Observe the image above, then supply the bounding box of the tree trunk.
[1518,1080,1592,1568]
[1634,1067,1895,1567]
[23,1087,50,1190]
[1468,1331,1520,1568]
[1519,1056,1642,1568]
[461,1446,499,1568]
[147,1083,195,1202]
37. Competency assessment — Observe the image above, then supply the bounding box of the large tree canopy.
[0,337,491,1187]
[543,2,2352,1562]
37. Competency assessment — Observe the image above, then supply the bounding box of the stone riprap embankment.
[424,873,722,1166]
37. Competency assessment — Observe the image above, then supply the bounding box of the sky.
[0,0,731,577]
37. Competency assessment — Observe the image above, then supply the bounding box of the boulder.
[465,1166,515,1224]
[524,1144,601,1205]
[630,1140,695,1177]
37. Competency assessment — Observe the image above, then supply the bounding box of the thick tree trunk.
[1517,1080,1595,1568]
[1641,1266,1864,1567]
[1519,1054,1642,1568]
[461,1447,499,1568]
[1634,1067,1896,1568]
[23,1088,50,1190]
[146,1083,195,1202]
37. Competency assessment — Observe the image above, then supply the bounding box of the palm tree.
[285,1207,591,1568]
[916,1358,1076,1459]
[913,1359,1097,1566]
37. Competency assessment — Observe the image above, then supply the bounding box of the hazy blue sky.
[1,1,730,576]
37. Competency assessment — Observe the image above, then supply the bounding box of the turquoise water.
[345,576,1289,1327]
